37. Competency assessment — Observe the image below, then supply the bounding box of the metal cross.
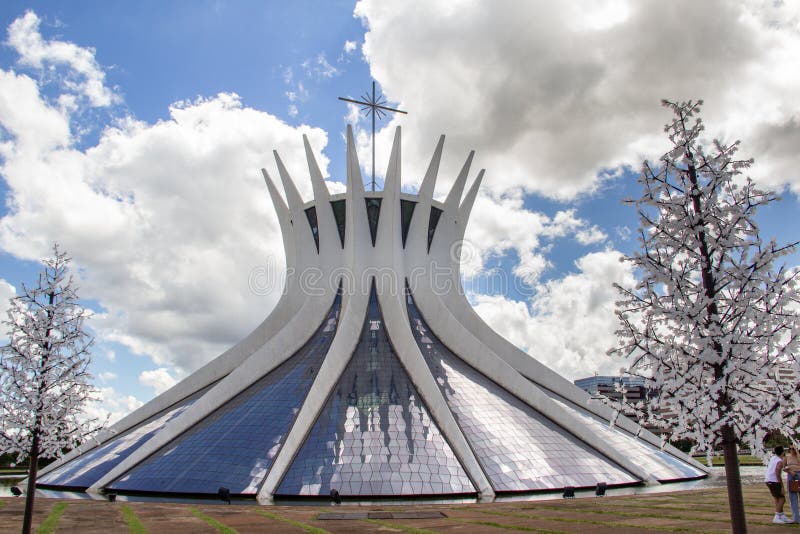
[339,81,407,191]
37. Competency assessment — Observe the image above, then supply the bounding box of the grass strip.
[450,518,568,533]
[120,504,149,534]
[474,509,727,533]
[256,510,330,534]
[557,501,775,517]
[35,502,68,534]
[189,507,238,534]
[363,518,439,534]
[524,503,769,520]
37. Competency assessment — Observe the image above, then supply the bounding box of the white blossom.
[611,100,799,533]
[612,100,799,454]
[0,245,101,462]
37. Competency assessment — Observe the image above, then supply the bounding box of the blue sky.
[0,1,798,422]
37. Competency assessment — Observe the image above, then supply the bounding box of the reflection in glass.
[365,197,382,246]
[304,206,319,252]
[108,292,342,495]
[407,290,638,492]
[277,285,475,497]
[38,391,203,489]
[330,199,346,247]
[400,199,416,248]
[427,207,443,252]
[544,391,706,481]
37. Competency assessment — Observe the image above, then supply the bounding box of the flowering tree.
[0,245,99,534]
[611,100,800,533]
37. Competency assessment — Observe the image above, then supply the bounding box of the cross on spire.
[339,81,407,191]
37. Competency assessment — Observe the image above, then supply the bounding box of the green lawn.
[692,454,762,466]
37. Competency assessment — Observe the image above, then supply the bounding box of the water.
[0,474,25,497]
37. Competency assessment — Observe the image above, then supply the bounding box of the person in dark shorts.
[766,445,791,523]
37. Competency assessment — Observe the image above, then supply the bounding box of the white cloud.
[472,250,636,380]
[0,69,71,155]
[461,194,607,284]
[343,40,358,54]
[575,226,608,245]
[85,386,143,425]
[302,53,339,79]
[6,11,118,107]
[139,367,178,396]
[355,0,800,198]
[97,371,117,383]
[0,13,333,381]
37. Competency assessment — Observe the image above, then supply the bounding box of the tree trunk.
[22,290,53,534]
[21,431,40,534]
[685,159,747,533]
[722,424,747,534]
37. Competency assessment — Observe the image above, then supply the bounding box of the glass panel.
[406,289,639,492]
[365,198,382,246]
[38,389,205,489]
[304,206,319,253]
[108,291,342,495]
[427,207,443,252]
[543,389,706,481]
[276,285,475,497]
[330,199,346,247]
[400,199,416,248]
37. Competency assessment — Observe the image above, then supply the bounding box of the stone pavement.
[1,483,799,533]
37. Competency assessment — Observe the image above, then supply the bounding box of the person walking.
[766,445,791,524]
[785,446,800,523]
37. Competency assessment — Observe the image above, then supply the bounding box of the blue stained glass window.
[406,290,639,492]
[543,390,706,481]
[400,199,416,248]
[365,197,382,246]
[427,207,443,252]
[304,206,319,252]
[276,285,475,497]
[330,199,346,247]
[107,292,342,495]
[38,390,204,489]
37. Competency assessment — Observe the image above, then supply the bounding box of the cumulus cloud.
[302,53,339,79]
[139,367,178,396]
[355,0,800,198]
[343,40,358,55]
[85,386,143,425]
[97,371,117,383]
[0,13,331,378]
[472,250,636,380]
[461,193,607,284]
[6,11,118,107]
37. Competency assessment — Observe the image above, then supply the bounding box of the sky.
[0,0,798,423]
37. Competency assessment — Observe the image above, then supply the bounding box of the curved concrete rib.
[439,288,704,467]
[377,285,495,500]
[258,284,370,502]
[90,291,335,492]
[303,135,339,258]
[40,170,303,479]
[412,287,659,484]
[443,151,474,215]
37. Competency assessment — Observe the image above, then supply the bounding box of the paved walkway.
[1,483,798,533]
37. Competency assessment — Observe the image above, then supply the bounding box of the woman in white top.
[766,445,791,524]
